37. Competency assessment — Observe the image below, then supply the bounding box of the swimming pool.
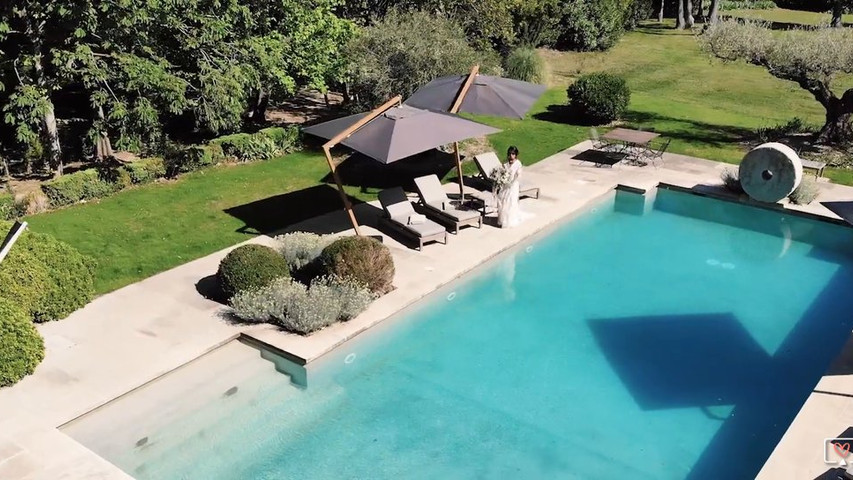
[65,188,853,479]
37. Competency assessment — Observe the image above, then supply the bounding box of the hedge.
[0,298,45,387]
[41,168,121,208]
[124,158,167,184]
[165,144,225,176]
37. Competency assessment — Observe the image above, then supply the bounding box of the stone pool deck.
[2,142,853,479]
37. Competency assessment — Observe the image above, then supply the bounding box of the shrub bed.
[721,168,745,194]
[258,127,300,154]
[230,276,373,334]
[217,244,290,299]
[0,298,45,387]
[124,158,167,184]
[41,168,121,207]
[0,222,96,322]
[789,177,820,205]
[211,133,277,162]
[0,192,16,220]
[274,232,336,280]
[319,236,395,295]
[567,73,630,124]
[165,144,225,176]
[504,47,546,84]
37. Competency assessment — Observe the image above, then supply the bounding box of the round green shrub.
[22,232,96,322]
[0,223,96,322]
[567,73,630,124]
[319,236,394,295]
[504,47,546,84]
[0,298,45,387]
[218,244,290,299]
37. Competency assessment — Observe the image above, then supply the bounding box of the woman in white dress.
[497,146,524,228]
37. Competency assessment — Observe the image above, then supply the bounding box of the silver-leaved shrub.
[274,232,336,272]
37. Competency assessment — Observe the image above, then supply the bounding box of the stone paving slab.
[2,141,853,478]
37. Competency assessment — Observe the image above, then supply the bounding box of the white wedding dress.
[497,160,525,228]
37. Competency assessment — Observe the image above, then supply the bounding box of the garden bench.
[801,159,826,178]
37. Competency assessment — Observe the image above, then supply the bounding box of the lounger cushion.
[390,216,446,237]
[432,205,480,223]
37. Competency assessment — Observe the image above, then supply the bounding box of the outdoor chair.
[640,138,671,168]
[413,175,483,234]
[473,152,540,199]
[589,128,616,152]
[377,187,448,250]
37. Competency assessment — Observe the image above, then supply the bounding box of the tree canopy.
[0,0,354,171]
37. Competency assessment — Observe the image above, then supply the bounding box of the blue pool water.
[103,190,853,479]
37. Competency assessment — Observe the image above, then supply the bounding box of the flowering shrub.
[274,232,336,273]
[229,275,373,335]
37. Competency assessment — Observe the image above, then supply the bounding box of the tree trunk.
[658,0,665,22]
[708,0,720,24]
[676,0,686,28]
[245,90,269,123]
[817,93,853,144]
[695,0,706,22]
[686,0,695,27]
[29,22,62,176]
[42,106,62,177]
[832,1,843,27]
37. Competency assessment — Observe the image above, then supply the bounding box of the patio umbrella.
[303,104,500,164]
[404,65,547,198]
[303,96,501,235]
[405,67,548,119]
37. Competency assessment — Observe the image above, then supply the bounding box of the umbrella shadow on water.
[322,149,458,193]
[223,184,364,236]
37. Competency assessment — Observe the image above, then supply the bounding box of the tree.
[658,0,665,22]
[0,1,99,175]
[345,9,499,111]
[695,0,705,23]
[708,0,721,24]
[676,0,686,28]
[701,20,853,143]
[685,0,695,27]
[830,0,851,27]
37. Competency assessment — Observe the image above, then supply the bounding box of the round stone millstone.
[738,142,803,203]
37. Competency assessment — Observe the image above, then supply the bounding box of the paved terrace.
[1,142,853,479]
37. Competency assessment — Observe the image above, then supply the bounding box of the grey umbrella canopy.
[405,74,547,119]
[303,104,500,164]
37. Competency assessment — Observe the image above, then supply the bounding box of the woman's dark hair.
[507,146,519,157]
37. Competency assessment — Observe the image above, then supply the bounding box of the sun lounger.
[378,187,448,250]
[473,152,540,199]
[412,175,483,234]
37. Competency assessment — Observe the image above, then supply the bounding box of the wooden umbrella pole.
[323,146,361,236]
[449,65,480,201]
[322,95,402,236]
[452,142,464,197]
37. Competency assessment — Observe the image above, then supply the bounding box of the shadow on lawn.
[223,184,364,236]
[623,110,754,149]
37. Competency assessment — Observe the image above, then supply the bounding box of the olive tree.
[700,20,853,144]
[345,10,499,111]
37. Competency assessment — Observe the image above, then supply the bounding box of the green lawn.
[26,19,853,295]
[724,8,853,26]
[26,153,373,293]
